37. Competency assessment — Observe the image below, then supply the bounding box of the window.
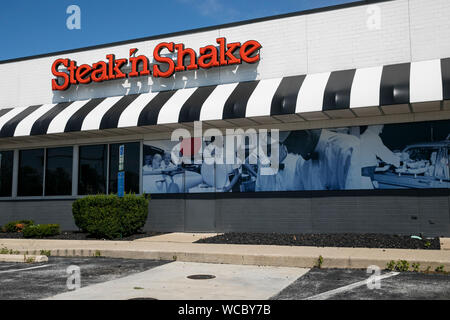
[0,151,13,197]
[78,145,107,195]
[18,149,44,196]
[45,147,73,196]
[109,142,140,194]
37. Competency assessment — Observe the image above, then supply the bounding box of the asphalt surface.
[0,257,449,300]
[272,268,450,300]
[0,257,170,300]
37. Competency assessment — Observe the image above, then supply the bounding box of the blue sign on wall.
[119,144,125,171]
[118,171,125,198]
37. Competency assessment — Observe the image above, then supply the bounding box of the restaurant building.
[0,0,449,236]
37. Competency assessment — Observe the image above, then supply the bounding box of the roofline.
[0,0,393,65]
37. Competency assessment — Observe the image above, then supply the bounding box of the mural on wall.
[142,119,450,194]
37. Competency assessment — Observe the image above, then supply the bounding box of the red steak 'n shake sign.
[51,38,262,91]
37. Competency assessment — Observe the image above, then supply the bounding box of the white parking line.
[0,264,52,274]
[304,272,400,300]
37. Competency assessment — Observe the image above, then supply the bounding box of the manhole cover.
[187,274,216,280]
[128,297,158,300]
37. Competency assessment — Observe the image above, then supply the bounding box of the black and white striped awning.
[1,58,450,138]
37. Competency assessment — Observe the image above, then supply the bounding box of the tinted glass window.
[45,147,73,196]
[78,145,107,195]
[109,142,140,194]
[18,149,44,196]
[0,151,13,197]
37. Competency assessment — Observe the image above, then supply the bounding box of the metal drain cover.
[187,274,216,280]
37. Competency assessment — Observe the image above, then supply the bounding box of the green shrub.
[396,260,410,272]
[0,247,19,255]
[22,224,60,238]
[72,194,149,239]
[435,265,445,273]
[317,255,324,269]
[386,260,396,271]
[2,220,35,233]
[387,260,410,272]
[40,250,51,257]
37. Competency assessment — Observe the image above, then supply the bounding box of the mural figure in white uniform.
[360,125,401,189]
[285,129,362,190]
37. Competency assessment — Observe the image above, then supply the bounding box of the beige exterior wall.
[1,0,450,109]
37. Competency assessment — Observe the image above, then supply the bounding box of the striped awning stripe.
[1,58,449,138]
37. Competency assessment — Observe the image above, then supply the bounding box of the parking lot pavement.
[272,268,450,300]
[1,256,449,300]
[0,257,171,300]
[46,262,309,300]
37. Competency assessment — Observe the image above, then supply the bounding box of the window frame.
[108,141,141,195]
[17,148,45,197]
[0,140,143,200]
[0,150,14,197]
[77,143,109,196]
[44,146,74,196]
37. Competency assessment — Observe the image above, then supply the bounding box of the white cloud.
[177,0,240,20]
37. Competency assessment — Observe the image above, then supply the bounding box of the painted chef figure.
[283,129,362,190]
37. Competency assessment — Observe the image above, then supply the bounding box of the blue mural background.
[142,119,450,194]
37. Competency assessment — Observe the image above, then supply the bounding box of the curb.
[0,254,49,263]
[9,248,450,272]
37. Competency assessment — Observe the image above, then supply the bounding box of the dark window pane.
[78,145,107,195]
[109,142,140,194]
[18,149,44,196]
[45,147,73,196]
[0,151,13,197]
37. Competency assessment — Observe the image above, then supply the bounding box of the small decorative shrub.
[0,247,19,255]
[22,224,60,238]
[72,194,149,239]
[435,265,445,273]
[40,250,51,257]
[317,255,324,269]
[386,260,396,271]
[396,260,410,272]
[412,262,420,272]
[2,220,35,233]
[387,260,410,272]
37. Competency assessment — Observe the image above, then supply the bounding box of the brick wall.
[1,195,448,236]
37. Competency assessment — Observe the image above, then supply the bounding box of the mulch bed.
[0,230,442,249]
[195,232,441,250]
[0,231,167,241]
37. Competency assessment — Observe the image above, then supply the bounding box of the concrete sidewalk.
[1,234,449,271]
[134,233,221,243]
[440,238,450,250]
[46,262,309,300]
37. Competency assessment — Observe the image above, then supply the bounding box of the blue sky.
[0,0,358,61]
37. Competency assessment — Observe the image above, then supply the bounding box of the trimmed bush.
[72,194,149,239]
[2,220,35,233]
[22,224,60,238]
